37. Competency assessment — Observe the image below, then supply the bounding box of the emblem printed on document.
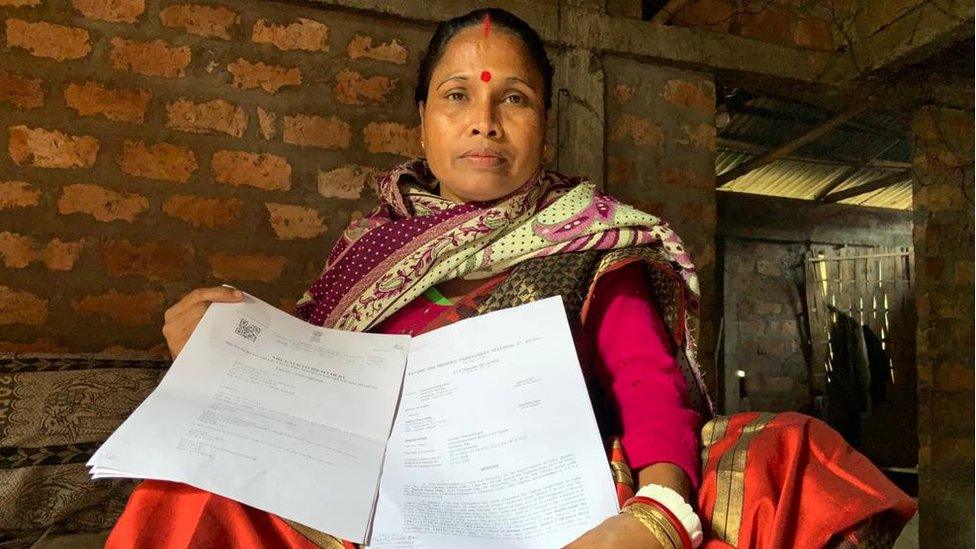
[234,318,262,342]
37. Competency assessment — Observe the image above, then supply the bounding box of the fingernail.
[233,290,243,298]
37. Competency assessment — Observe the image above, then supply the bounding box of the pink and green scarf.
[295,159,699,334]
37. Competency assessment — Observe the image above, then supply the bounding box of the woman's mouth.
[461,154,507,168]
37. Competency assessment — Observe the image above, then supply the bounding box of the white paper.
[367,296,619,548]
[88,292,410,543]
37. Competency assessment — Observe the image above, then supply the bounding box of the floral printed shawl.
[296,158,699,335]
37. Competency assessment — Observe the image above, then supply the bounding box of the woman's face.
[419,25,547,203]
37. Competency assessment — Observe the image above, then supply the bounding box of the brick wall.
[604,57,718,386]
[608,0,844,51]
[0,0,429,355]
[719,193,913,413]
[911,105,974,546]
[723,238,812,411]
[0,1,721,366]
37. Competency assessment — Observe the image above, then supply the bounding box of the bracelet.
[620,502,683,549]
[633,483,704,548]
[625,496,692,549]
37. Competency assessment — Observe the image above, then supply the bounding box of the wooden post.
[820,170,911,203]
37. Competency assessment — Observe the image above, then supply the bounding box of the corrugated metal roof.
[715,95,912,210]
[716,150,912,210]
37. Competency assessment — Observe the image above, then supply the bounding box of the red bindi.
[480,70,492,82]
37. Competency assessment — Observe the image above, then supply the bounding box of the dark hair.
[414,8,554,111]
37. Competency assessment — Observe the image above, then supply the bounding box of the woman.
[109,8,914,549]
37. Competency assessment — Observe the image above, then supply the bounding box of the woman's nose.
[470,103,501,138]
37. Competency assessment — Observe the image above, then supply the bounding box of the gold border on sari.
[283,519,346,549]
[709,412,775,545]
[700,414,731,466]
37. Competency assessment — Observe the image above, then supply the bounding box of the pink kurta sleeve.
[584,262,701,488]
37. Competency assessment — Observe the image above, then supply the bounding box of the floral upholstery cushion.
[0,355,168,547]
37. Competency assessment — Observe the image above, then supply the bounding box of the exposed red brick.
[317,164,380,199]
[265,203,326,240]
[661,79,713,112]
[38,238,85,270]
[5,19,91,61]
[71,0,145,22]
[257,107,277,139]
[671,0,733,32]
[659,165,713,189]
[71,289,164,326]
[632,199,666,219]
[954,260,974,285]
[794,17,833,50]
[109,37,191,78]
[346,34,408,64]
[0,70,43,109]
[227,58,301,93]
[609,114,664,147]
[607,156,634,186]
[8,125,99,169]
[0,233,85,270]
[333,69,396,105]
[0,181,41,209]
[101,240,193,281]
[363,122,422,158]
[162,194,244,228]
[680,201,715,225]
[211,150,291,191]
[208,252,287,282]
[64,81,151,123]
[683,122,716,150]
[166,98,247,137]
[119,140,197,182]
[58,183,149,222]
[612,84,633,106]
[252,17,329,52]
[282,114,351,149]
[739,6,794,46]
[0,232,33,268]
[0,285,47,325]
[159,4,239,39]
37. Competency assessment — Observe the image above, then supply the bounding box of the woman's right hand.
[162,286,244,359]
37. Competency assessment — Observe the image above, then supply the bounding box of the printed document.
[368,297,618,548]
[89,294,617,547]
[88,293,410,542]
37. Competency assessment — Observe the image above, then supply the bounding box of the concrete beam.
[553,48,607,189]
[717,192,913,246]
[849,0,974,76]
[309,0,844,90]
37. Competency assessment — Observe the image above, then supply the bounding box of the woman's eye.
[446,92,465,101]
[505,94,525,104]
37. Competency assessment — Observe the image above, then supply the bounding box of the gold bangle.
[621,502,683,549]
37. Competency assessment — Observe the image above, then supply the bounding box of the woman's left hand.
[564,513,664,548]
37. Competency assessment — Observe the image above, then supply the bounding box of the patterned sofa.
[0,355,170,547]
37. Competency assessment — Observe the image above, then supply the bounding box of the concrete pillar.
[911,105,975,547]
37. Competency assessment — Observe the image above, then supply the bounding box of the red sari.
[106,263,915,548]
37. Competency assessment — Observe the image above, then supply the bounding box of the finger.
[171,302,210,328]
[169,286,243,316]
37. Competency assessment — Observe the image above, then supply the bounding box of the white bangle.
[634,483,704,548]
